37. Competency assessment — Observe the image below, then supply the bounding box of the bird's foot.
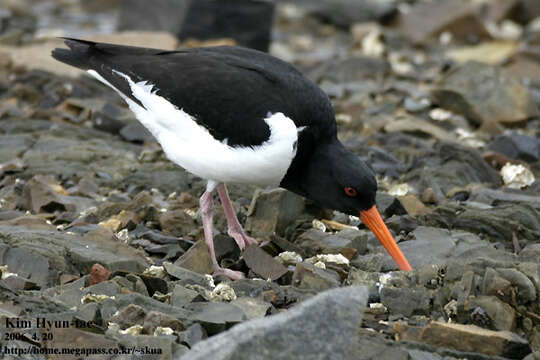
[228,228,258,250]
[212,266,245,280]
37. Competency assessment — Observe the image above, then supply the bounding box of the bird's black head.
[288,139,377,215]
[281,137,412,272]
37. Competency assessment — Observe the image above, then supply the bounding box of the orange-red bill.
[360,205,413,271]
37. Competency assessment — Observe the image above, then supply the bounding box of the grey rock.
[404,143,502,195]
[177,323,207,348]
[0,134,34,162]
[291,262,341,292]
[119,121,152,143]
[295,228,366,258]
[0,244,53,288]
[520,243,540,262]
[113,293,192,322]
[308,57,390,84]
[180,286,369,360]
[468,187,540,211]
[380,286,431,317]
[432,61,537,125]
[375,227,497,271]
[243,246,288,281]
[184,302,246,335]
[486,132,540,163]
[429,202,540,245]
[246,188,307,238]
[163,261,208,286]
[171,284,204,306]
[230,297,271,320]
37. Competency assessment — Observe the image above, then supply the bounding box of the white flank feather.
[87,69,300,187]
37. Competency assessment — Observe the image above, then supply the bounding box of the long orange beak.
[360,205,412,271]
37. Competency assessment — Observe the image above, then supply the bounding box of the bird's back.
[53,40,335,148]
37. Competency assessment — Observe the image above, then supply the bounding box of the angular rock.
[295,228,366,258]
[380,286,431,317]
[162,262,208,287]
[230,297,271,320]
[171,284,205,306]
[404,143,502,195]
[185,302,246,335]
[486,132,540,163]
[243,246,288,281]
[246,188,307,238]
[291,262,341,292]
[431,61,537,125]
[181,286,369,360]
[174,240,213,275]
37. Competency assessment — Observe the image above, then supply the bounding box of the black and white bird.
[52,39,412,279]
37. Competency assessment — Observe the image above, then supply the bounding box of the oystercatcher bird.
[52,39,412,279]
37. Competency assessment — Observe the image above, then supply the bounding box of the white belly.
[87,69,300,187]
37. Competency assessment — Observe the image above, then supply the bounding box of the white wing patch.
[87,69,301,187]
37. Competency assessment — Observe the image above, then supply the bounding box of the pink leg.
[216,183,258,250]
[199,190,244,280]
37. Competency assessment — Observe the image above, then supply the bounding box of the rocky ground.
[0,0,539,359]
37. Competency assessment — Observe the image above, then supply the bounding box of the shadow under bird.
[52,38,412,279]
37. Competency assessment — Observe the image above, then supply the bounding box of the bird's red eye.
[344,187,357,197]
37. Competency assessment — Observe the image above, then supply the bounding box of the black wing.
[52,39,334,147]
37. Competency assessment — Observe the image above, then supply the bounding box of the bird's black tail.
[51,38,98,70]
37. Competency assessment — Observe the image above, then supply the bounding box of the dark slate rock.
[380,286,432,317]
[179,0,275,51]
[404,143,502,195]
[180,286,368,360]
[486,132,540,163]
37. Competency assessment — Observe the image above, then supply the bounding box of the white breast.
[87,69,301,187]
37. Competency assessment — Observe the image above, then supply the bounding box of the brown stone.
[89,264,111,285]
[243,246,288,281]
[418,321,531,359]
[174,240,213,275]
